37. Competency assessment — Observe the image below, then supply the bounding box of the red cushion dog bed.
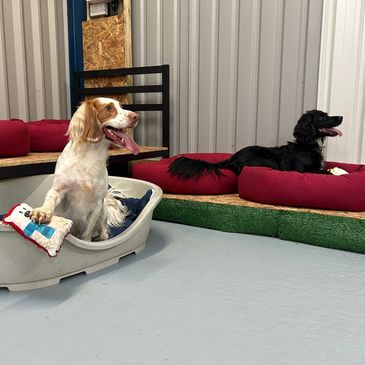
[324,161,365,173]
[27,119,70,152]
[238,162,365,211]
[0,119,30,157]
[132,153,237,194]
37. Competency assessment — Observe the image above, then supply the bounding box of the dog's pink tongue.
[333,128,343,136]
[122,132,140,155]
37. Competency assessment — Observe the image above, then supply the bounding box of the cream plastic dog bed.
[0,175,162,291]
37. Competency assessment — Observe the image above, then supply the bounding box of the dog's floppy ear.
[293,113,316,145]
[68,100,103,143]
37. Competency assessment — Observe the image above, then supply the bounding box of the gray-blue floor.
[1,220,365,365]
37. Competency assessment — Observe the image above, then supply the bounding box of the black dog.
[169,110,343,179]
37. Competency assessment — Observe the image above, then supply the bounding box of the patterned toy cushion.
[27,119,70,152]
[131,153,238,195]
[2,203,72,257]
[0,119,30,157]
[238,161,365,211]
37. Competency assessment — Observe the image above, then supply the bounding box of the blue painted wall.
[67,0,86,112]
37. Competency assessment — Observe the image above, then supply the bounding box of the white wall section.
[0,0,324,154]
[0,0,69,120]
[318,0,365,163]
[132,0,323,154]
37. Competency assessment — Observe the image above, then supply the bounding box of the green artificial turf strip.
[154,198,280,237]
[153,198,365,254]
[279,211,365,254]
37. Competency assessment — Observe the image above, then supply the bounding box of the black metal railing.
[73,64,170,153]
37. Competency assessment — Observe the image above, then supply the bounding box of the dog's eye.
[104,105,112,112]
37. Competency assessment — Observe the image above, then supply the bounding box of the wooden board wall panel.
[123,0,132,77]
[82,14,128,106]
[82,3,132,106]
[83,15,127,70]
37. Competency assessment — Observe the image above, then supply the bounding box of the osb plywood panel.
[83,15,126,70]
[0,147,167,167]
[82,12,131,105]
[162,193,365,220]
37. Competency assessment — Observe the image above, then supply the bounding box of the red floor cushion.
[131,153,238,194]
[238,164,365,211]
[324,161,365,173]
[27,119,70,152]
[0,119,30,157]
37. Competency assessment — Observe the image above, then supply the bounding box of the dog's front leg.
[80,203,105,241]
[30,188,64,224]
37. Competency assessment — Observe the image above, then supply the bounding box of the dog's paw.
[30,207,53,224]
[93,230,109,241]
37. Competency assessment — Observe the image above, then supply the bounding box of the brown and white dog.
[30,97,139,241]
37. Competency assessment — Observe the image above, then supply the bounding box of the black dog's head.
[293,110,343,145]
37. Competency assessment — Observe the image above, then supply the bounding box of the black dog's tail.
[168,156,235,179]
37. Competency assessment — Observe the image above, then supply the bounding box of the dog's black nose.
[24,211,30,217]
[335,116,343,122]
